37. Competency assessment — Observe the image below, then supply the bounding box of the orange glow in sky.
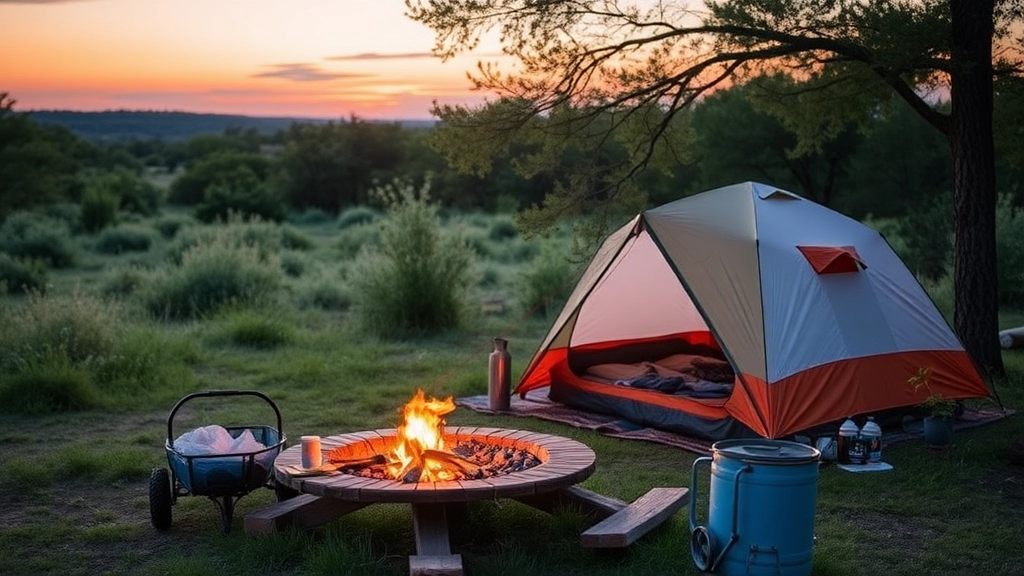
[1,0,499,119]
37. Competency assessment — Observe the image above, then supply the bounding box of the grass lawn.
[1,209,1022,576]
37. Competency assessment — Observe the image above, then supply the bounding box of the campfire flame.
[388,389,457,482]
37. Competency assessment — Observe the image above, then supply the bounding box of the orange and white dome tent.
[515,182,991,440]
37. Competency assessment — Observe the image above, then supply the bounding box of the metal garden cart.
[149,390,288,533]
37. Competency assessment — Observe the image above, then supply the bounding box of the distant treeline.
[2,89,1024,307]
[4,89,1023,225]
[27,110,436,143]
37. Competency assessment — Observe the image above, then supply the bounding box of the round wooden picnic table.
[272,427,597,576]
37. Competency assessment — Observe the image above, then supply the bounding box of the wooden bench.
[243,494,368,534]
[579,487,689,548]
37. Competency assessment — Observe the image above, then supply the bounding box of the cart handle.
[166,390,283,445]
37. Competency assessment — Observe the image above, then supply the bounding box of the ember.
[326,389,541,482]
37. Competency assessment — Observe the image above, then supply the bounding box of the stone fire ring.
[274,427,596,504]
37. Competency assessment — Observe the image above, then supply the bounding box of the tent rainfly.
[515,182,991,440]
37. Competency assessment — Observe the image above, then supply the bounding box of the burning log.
[422,449,482,478]
[327,453,386,469]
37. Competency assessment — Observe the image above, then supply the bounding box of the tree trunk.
[948,0,1004,379]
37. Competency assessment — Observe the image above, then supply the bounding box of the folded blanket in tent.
[623,374,733,398]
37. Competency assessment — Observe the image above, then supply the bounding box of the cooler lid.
[712,439,820,464]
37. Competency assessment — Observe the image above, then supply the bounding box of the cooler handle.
[688,456,712,532]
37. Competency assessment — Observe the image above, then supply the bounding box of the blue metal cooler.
[689,439,820,575]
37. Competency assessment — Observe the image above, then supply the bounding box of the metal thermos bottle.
[488,337,511,411]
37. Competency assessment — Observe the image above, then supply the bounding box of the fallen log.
[999,326,1024,349]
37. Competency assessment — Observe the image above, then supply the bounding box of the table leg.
[409,503,463,576]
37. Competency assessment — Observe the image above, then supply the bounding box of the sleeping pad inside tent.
[514,181,991,441]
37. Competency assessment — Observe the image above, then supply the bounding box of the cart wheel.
[149,468,173,531]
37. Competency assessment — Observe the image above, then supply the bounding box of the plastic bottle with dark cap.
[861,416,883,463]
[836,417,860,464]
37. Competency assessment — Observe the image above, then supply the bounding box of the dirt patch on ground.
[832,507,937,558]
[0,411,259,576]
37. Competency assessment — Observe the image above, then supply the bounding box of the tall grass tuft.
[166,214,287,264]
[0,290,118,413]
[143,232,283,320]
[0,288,118,365]
[0,211,77,268]
[210,308,295,349]
[0,350,100,414]
[93,223,155,254]
[0,253,47,294]
[296,274,352,311]
[153,214,193,239]
[515,240,577,318]
[100,265,148,299]
[337,205,382,229]
[80,183,120,233]
[350,178,476,338]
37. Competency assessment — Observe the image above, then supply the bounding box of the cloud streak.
[0,0,98,4]
[327,51,505,62]
[252,63,367,83]
[327,52,436,62]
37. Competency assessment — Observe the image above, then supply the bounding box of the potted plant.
[907,367,957,448]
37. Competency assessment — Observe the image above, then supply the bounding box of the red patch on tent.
[797,245,866,274]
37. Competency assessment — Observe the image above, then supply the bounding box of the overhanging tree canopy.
[406,0,1023,379]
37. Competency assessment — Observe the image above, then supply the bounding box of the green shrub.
[297,276,352,311]
[100,265,147,299]
[211,308,294,349]
[40,202,83,234]
[335,223,381,259]
[94,223,154,254]
[280,251,307,277]
[281,225,314,250]
[169,151,272,206]
[143,235,282,320]
[996,194,1024,309]
[516,240,577,318]
[153,214,193,239]
[0,351,100,415]
[337,205,382,229]
[479,264,501,287]
[194,172,287,224]
[80,183,120,233]
[0,289,118,367]
[290,207,333,225]
[116,173,162,216]
[0,292,192,413]
[919,268,954,320]
[862,216,908,259]
[898,193,952,281]
[0,253,47,294]
[166,215,290,264]
[350,178,476,337]
[488,215,520,241]
[0,211,77,268]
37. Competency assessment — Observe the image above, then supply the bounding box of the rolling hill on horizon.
[27,110,436,143]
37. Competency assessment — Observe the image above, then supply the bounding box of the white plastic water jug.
[861,416,882,463]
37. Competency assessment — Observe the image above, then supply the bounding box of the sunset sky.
[2,0,499,120]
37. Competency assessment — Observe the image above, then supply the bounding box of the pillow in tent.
[691,357,735,383]
[586,363,656,381]
[653,353,708,373]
